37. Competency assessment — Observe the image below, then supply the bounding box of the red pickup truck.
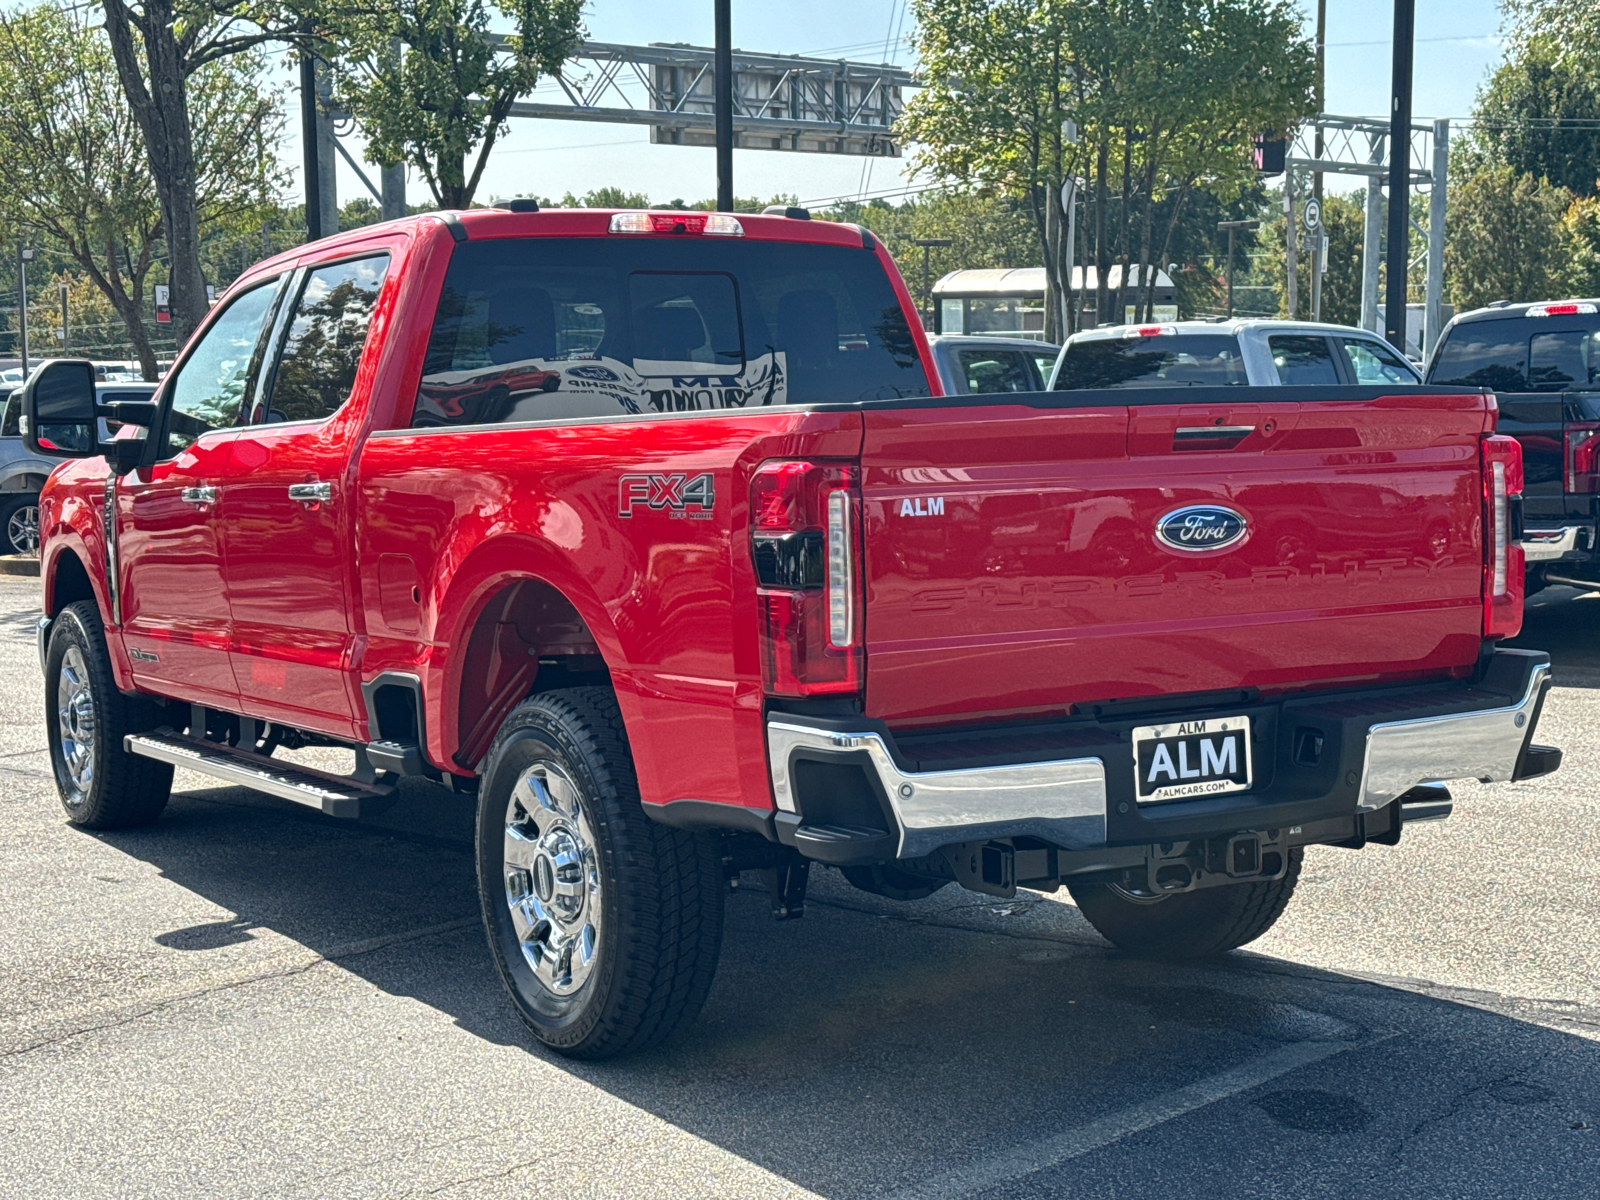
[23,206,1561,1059]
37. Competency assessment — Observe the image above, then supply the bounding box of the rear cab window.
[412,237,928,427]
[957,349,1034,394]
[1054,333,1248,389]
[1268,335,1340,385]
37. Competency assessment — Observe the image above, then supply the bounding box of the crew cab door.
[219,254,391,739]
[117,279,283,707]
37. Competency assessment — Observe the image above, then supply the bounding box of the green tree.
[326,0,584,210]
[1445,165,1575,310]
[1473,41,1600,197]
[902,0,1315,338]
[1258,191,1367,324]
[98,0,294,342]
[0,5,281,378]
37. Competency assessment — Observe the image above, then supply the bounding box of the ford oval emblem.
[1155,504,1248,553]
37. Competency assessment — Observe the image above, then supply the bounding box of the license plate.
[1132,716,1252,804]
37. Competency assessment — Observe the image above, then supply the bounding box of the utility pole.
[1312,0,1327,321]
[299,21,323,241]
[714,0,734,211]
[1285,170,1298,318]
[1386,0,1416,350]
[16,246,33,377]
[1219,220,1261,318]
[59,280,68,356]
[911,238,952,328]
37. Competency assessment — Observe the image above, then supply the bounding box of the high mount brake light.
[1123,325,1177,338]
[1526,302,1597,317]
[608,211,744,237]
[1482,435,1524,640]
[750,460,862,696]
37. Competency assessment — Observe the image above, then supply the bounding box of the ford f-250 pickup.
[22,205,1562,1059]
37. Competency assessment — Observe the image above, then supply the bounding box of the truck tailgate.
[861,391,1495,724]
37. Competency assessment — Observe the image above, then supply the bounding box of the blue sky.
[299,0,1511,211]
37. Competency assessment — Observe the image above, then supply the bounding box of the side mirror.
[21,359,97,458]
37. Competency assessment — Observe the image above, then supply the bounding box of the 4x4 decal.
[618,473,716,519]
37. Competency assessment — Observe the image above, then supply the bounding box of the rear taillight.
[1483,435,1525,639]
[1566,422,1600,493]
[751,460,862,695]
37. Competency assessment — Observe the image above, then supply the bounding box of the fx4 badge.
[618,473,716,520]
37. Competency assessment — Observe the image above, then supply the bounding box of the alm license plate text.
[1132,716,1252,804]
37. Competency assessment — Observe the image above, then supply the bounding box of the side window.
[1341,339,1418,384]
[1427,328,1528,390]
[1527,330,1594,391]
[1032,352,1057,387]
[262,255,390,424]
[1269,335,1341,385]
[1,392,19,437]
[162,281,280,457]
[958,349,1033,393]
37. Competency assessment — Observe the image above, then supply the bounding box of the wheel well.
[49,550,95,616]
[453,578,607,770]
[0,474,46,495]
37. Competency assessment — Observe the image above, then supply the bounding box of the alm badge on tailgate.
[1132,716,1253,803]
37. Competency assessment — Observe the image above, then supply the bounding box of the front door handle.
[287,481,333,505]
[179,485,218,506]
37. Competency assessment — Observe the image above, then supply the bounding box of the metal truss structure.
[506,41,911,158]
[1287,114,1450,356]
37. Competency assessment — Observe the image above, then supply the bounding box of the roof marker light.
[607,211,744,237]
[1526,302,1597,317]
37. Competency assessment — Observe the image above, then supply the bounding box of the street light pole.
[1218,220,1260,319]
[299,20,323,242]
[911,237,952,329]
[1385,0,1416,350]
[17,245,33,377]
[59,279,68,356]
[714,0,733,211]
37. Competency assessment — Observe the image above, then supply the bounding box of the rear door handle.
[288,481,333,505]
[179,486,218,506]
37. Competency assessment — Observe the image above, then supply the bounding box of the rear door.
[219,252,391,739]
[1427,316,1584,519]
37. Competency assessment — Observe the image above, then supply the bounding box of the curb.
[0,556,40,578]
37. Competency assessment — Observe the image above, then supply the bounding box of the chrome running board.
[125,732,395,818]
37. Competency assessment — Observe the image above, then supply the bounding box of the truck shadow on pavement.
[1514,586,1600,687]
[99,778,1600,1199]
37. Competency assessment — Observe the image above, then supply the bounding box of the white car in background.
[1047,319,1420,390]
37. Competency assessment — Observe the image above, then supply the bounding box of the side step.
[125,732,396,818]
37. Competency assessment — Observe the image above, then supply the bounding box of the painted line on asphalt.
[882,1033,1395,1200]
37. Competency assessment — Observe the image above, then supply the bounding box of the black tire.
[476,687,725,1059]
[0,492,40,556]
[1067,848,1303,958]
[44,601,173,829]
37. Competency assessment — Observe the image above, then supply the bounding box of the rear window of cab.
[412,237,929,427]
[1054,334,1249,389]
[1429,317,1600,392]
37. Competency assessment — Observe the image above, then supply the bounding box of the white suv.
[1047,319,1420,390]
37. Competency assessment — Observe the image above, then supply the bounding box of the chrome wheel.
[502,760,602,996]
[57,646,96,802]
[7,503,38,556]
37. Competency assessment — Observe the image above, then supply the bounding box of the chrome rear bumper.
[1522,526,1583,563]
[766,721,1106,859]
[764,650,1555,861]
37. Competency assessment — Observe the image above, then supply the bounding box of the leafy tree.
[1445,165,1575,310]
[326,0,584,210]
[902,0,1315,338]
[1473,41,1600,197]
[98,0,292,342]
[1258,191,1367,324]
[0,5,281,378]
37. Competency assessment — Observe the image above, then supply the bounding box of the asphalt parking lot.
[0,575,1596,1198]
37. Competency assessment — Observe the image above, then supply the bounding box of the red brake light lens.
[750,460,861,696]
[1527,302,1597,317]
[1482,435,1524,639]
[608,211,743,236]
[1566,423,1600,493]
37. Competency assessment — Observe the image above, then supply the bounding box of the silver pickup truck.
[1048,319,1420,389]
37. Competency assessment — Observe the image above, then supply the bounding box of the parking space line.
[882,1033,1395,1200]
